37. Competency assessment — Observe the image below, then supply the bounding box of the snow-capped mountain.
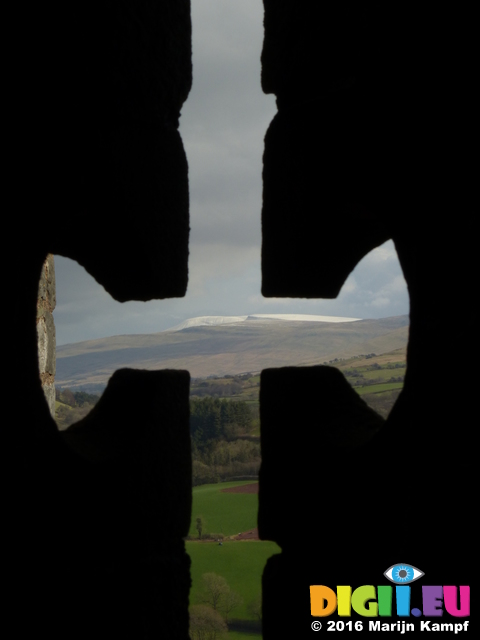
[167,314,361,332]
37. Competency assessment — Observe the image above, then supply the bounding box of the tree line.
[190,398,260,486]
[189,572,261,640]
[55,391,260,484]
[190,397,253,450]
[55,388,100,430]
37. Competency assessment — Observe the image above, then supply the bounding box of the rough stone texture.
[37,254,56,417]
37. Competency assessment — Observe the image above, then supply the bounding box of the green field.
[184,354,407,637]
[189,481,260,538]
[187,481,281,638]
[187,539,280,620]
[356,381,404,395]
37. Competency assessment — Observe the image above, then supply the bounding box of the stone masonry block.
[36,316,48,373]
[42,382,56,418]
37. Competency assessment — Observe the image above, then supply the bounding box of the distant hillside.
[168,313,361,331]
[55,314,409,390]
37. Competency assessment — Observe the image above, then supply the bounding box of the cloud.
[180,0,276,251]
[338,244,409,317]
[51,3,409,345]
[187,244,260,297]
[247,240,409,320]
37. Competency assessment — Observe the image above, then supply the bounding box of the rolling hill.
[55,314,409,390]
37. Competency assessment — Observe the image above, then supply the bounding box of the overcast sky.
[53,1,409,346]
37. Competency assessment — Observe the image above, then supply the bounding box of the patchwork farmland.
[187,481,280,639]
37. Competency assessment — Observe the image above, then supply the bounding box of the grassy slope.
[336,348,406,396]
[187,539,280,621]
[357,382,404,395]
[55,316,408,386]
[187,480,280,631]
[189,481,260,538]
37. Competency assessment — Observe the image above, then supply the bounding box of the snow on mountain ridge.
[167,314,361,332]
[248,314,361,323]
[169,316,248,331]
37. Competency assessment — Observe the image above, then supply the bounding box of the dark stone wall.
[260,3,475,637]
[7,2,475,638]
[8,2,193,638]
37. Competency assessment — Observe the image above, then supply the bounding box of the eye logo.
[384,563,424,585]
[310,562,470,619]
